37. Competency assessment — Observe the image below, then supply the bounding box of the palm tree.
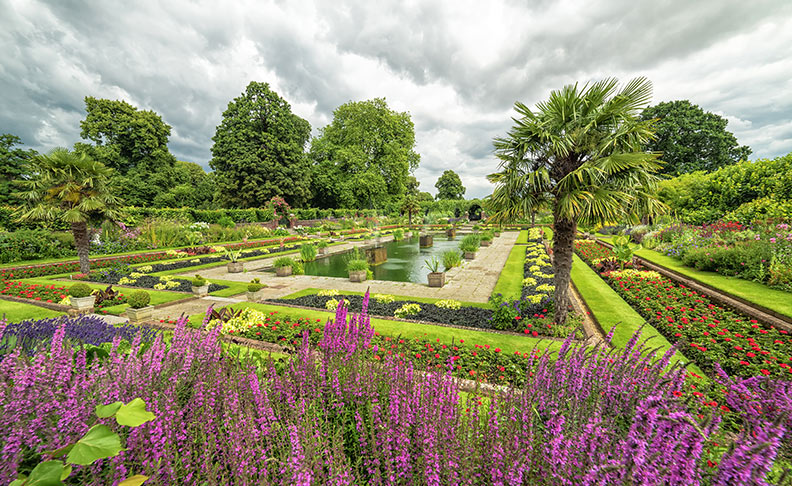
[491,77,666,324]
[401,195,421,225]
[15,148,124,273]
[486,152,551,226]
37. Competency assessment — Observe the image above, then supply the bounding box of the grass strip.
[181,302,562,356]
[634,248,792,320]
[1,299,65,322]
[570,254,704,376]
[514,230,530,244]
[277,288,491,309]
[491,245,526,299]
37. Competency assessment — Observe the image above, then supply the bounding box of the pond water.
[303,236,462,283]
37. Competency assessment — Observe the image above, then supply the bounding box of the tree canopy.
[640,100,751,175]
[0,134,37,206]
[309,98,420,209]
[434,170,465,200]
[210,82,312,208]
[491,77,665,323]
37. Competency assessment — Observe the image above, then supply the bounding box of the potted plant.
[68,283,95,312]
[446,226,456,238]
[393,228,404,241]
[460,234,480,260]
[246,278,266,302]
[346,258,369,282]
[424,256,445,287]
[480,230,494,247]
[442,249,462,271]
[317,240,329,255]
[273,256,294,277]
[191,275,210,297]
[300,243,317,262]
[224,248,244,273]
[125,290,153,324]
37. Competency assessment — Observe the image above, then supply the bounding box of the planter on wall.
[464,251,476,260]
[227,262,244,273]
[276,266,293,277]
[348,270,367,282]
[191,285,210,297]
[246,290,265,302]
[70,296,95,313]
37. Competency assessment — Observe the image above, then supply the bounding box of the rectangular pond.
[303,236,462,283]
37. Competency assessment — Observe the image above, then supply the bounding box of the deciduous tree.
[0,134,37,206]
[434,170,465,200]
[211,82,312,208]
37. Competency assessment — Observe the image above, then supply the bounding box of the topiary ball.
[69,283,93,298]
[128,290,151,309]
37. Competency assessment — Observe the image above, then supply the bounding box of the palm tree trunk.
[552,217,577,325]
[72,221,91,274]
[408,210,412,226]
[531,212,536,227]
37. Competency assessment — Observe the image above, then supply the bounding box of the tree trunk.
[531,212,536,227]
[552,217,577,325]
[72,221,91,274]
[408,210,412,226]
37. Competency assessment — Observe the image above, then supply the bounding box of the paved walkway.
[176,231,519,304]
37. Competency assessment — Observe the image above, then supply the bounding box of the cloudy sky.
[2,0,791,198]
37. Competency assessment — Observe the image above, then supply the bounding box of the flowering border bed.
[0,236,307,279]
[77,270,227,294]
[574,241,792,378]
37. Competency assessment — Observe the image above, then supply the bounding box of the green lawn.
[278,288,491,309]
[208,279,249,297]
[515,230,530,244]
[570,254,703,376]
[634,248,792,319]
[491,245,526,299]
[187,301,563,356]
[1,300,65,322]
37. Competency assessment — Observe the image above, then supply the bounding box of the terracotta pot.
[348,270,367,282]
[126,305,153,324]
[276,266,293,277]
[427,272,445,287]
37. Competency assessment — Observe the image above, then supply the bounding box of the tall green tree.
[14,148,124,273]
[434,170,465,200]
[210,82,312,208]
[309,98,420,209]
[640,100,751,175]
[0,134,38,206]
[400,194,422,225]
[492,78,665,324]
[74,97,180,206]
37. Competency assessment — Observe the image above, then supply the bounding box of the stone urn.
[464,251,476,260]
[427,272,445,288]
[227,261,244,273]
[349,270,367,282]
[276,266,293,277]
[481,240,491,247]
[191,284,210,297]
[126,306,154,324]
[70,296,95,313]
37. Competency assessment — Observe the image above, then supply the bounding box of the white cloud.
[0,0,790,198]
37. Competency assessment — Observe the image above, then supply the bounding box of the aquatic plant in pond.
[1,308,789,484]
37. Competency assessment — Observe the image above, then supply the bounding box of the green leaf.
[95,401,122,418]
[10,479,26,486]
[116,398,155,427]
[23,460,66,485]
[66,424,123,465]
[47,444,73,458]
[59,465,72,481]
[118,474,149,486]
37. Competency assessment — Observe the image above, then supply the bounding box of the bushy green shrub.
[128,290,151,309]
[346,259,369,272]
[0,229,76,263]
[459,234,480,253]
[217,216,235,228]
[191,275,207,287]
[300,244,317,262]
[248,278,265,292]
[68,283,93,298]
[442,250,462,270]
[273,256,294,268]
[392,229,404,241]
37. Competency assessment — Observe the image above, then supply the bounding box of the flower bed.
[573,239,634,271]
[79,269,227,294]
[269,293,495,329]
[0,236,308,280]
[604,269,792,378]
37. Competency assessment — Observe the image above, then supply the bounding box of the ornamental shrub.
[127,290,150,309]
[191,275,207,287]
[394,303,421,318]
[248,278,265,293]
[443,250,462,270]
[68,283,93,298]
[273,256,294,268]
[346,259,369,272]
[300,243,317,262]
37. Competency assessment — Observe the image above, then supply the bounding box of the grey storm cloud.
[1,0,791,198]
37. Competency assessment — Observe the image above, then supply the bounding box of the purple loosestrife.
[1,310,791,483]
